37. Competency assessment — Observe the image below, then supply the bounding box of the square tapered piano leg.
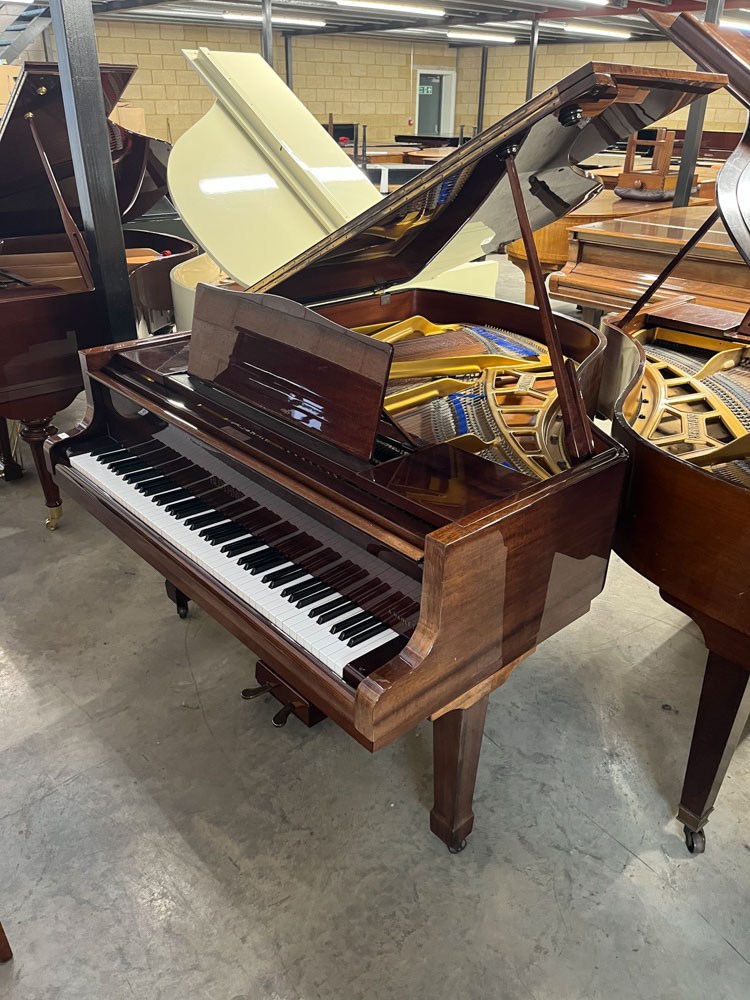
[430,694,490,852]
[0,920,12,963]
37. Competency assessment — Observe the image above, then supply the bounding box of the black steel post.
[526,18,539,102]
[261,0,273,68]
[48,0,135,341]
[284,33,292,88]
[673,0,725,206]
[477,45,488,134]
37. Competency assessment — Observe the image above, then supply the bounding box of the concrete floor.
[2,271,750,999]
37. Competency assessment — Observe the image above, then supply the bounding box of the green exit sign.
[418,85,433,95]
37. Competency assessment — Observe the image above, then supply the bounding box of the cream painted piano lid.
[167,48,380,288]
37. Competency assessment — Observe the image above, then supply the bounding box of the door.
[418,73,443,136]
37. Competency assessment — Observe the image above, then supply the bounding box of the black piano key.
[137,478,176,496]
[337,616,380,641]
[200,520,238,541]
[295,585,336,608]
[282,576,326,599]
[109,457,148,474]
[206,525,248,545]
[186,510,227,530]
[222,537,265,556]
[166,498,207,517]
[347,622,389,647]
[316,600,357,624]
[253,519,297,544]
[248,552,287,575]
[263,566,308,587]
[330,610,372,635]
[239,546,278,569]
[154,489,191,507]
[123,468,160,485]
[309,595,350,619]
[97,448,129,463]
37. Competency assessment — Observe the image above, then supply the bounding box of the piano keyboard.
[69,442,417,681]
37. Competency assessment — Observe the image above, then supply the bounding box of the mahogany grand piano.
[603,12,750,853]
[47,63,723,848]
[0,62,197,527]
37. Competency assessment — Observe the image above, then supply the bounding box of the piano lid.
[0,61,170,238]
[246,63,725,305]
[642,12,750,269]
[167,48,381,289]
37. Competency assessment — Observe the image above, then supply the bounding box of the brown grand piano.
[46,63,722,849]
[0,62,197,528]
[549,203,750,324]
[603,12,750,854]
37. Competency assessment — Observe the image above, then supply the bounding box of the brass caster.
[45,505,62,531]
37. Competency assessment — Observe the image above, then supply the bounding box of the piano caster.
[165,581,190,618]
[45,504,62,531]
[241,682,273,701]
[448,839,467,855]
[684,826,706,855]
[272,702,297,728]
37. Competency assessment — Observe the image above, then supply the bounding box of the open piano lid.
[0,61,169,238]
[246,62,725,304]
[643,11,750,268]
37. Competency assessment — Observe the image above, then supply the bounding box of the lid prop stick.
[25,112,94,289]
[502,146,595,465]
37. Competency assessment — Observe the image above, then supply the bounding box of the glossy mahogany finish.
[187,289,393,462]
[0,62,197,519]
[250,64,724,304]
[604,13,750,851]
[49,279,627,849]
[49,62,715,847]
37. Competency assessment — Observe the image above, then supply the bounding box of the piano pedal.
[241,682,272,701]
[246,660,326,729]
[164,580,190,619]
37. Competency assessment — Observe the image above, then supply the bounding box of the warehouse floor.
[1,263,749,1000]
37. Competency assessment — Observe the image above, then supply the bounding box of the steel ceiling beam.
[94,0,182,12]
[286,11,499,35]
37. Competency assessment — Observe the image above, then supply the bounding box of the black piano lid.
[642,12,750,269]
[247,62,726,305]
[0,61,171,238]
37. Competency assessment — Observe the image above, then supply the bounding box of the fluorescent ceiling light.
[719,18,750,31]
[447,30,515,43]
[223,11,327,25]
[336,1,445,16]
[488,20,564,30]
[564,23,630,37]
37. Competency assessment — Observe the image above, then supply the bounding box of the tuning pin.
[241,682,272,701]
[272,703,296,728]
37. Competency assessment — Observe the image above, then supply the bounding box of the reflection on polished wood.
[506,190,711,305]
[0,62,197,526]
[549,205,750,319]
[48,61,723,848]
[605,8,750,854]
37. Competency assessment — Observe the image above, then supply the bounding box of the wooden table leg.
[0,920,12,963]
[677,651,750,854]
[430,694,489,852]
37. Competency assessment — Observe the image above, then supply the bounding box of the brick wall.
[16,20,745,143]
[457,39,743,134]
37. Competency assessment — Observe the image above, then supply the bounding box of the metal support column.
[48,0,135,341]
[526,18,539,102]
[284,33,292,88]
[261,0,273,68]
[674,0,724,207]
[477,45,488,134]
